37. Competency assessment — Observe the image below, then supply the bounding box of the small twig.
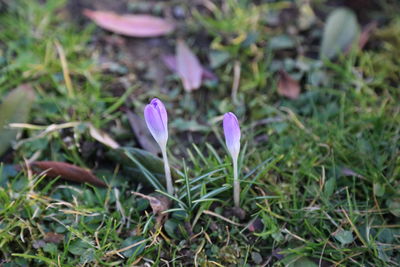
[55,40,74,98]
[105,239,148,257]
[341,208,368,247]
[282,228,307,243]
[202,210,244,227]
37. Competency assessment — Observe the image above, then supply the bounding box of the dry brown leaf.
[176,40,203,92]
[277,70,300,99]
[132,192,171,224]
[83,9,174,37]
[43,232,64,244]
[29,161,107,187]
[89,124,120,149]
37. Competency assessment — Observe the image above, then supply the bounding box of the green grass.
[0,0,399,266]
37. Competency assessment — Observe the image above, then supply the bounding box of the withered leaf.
[29,161,107,187]
[89,124,120,149]
[176,40,203,92]
[133,192,171,225]
[43,232,64,244]
[162,55,217,82]
[277,70,300,99]
[83,9,174,37]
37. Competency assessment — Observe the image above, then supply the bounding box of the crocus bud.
[144,98,168,148]
[223,112,241,160]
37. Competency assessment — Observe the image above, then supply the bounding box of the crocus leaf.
[43,233,64,244]
[83,9,174,37]
[0,84,35,157]
[176,40,203,92]
[320,8,360,59]
[277,70,300,99]
[28,161,107,187]
[162,54,217,81]
[107,147,177,187]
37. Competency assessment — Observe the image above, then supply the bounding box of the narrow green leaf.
[123,149,165,191]
[108,147,177,188]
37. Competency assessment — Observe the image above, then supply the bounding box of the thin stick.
[203,210,244,227]
[55,40,74,98]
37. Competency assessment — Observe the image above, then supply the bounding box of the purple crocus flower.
[223,112,241,160]
[144,98,174,195]
[223,112,241,208]
[144,98,168,147]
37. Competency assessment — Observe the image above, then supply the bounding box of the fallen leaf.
[29,161,107,187]
[83,9,174,37]
[125,109,161,155]
[359,21,378,50]
[320,8,360,59]
[162,55,217,81]
[89,124,120,149]
[277,70,300,99]
[176,40,203,92]
[132,192,171,224]
[0,84,35,156]
[43,232,64,244]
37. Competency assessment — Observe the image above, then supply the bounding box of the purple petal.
[223,112,241,158]
[144,100,168,146]
[150,98,167,127]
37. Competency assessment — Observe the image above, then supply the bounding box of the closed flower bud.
[144,98,174,195]
[223,112,241,160]
[144,98,168,148]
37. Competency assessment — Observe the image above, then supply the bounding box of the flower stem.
[162,148,174,195]
[233,155,240,208]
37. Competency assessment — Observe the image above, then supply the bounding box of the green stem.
[233,155,240,208]
[162,148,174,195]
